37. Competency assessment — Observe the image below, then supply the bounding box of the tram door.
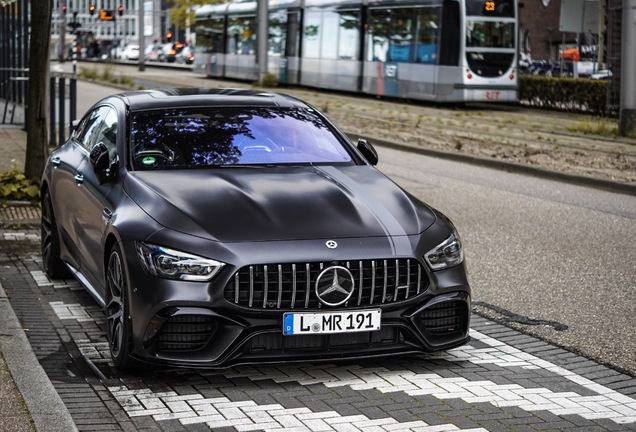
[282,11,301,85]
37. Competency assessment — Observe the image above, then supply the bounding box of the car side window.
[77,106,110,151]
[92,108,118,163]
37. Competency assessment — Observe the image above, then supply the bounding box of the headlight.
[135,242,225,281]
[424,229,464,271]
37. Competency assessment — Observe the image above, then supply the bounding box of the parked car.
[40,88,471,369]
[120,44,140,61]
[162,42,184,63]
[144,44,166,62]
[175,45,194,65]
[590,69,612,80]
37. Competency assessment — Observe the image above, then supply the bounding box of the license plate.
[283,309,381,335]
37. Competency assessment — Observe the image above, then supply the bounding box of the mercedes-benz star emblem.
[315,266,355,306]
[326,240,338,249]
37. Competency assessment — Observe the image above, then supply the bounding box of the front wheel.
[41,191,69,279]
[105,243,140,370]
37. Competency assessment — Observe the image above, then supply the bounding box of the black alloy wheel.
[41,191,69,279]
[106,243,138,370]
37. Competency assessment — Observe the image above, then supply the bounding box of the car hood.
[124,165,436,242]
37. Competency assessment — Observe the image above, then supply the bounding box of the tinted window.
[130,108,353,170]
[76,106,110,150]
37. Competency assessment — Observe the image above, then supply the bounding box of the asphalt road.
[51,63,636,376]
[377,147,636,376]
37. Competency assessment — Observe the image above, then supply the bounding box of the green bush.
[519,75,610,116]
[0,164,40,204]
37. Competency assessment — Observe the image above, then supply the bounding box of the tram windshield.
[465,21,514,48]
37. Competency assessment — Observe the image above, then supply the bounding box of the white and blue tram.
[193,0,518,103]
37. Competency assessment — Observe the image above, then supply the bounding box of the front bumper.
[121,238,471,368]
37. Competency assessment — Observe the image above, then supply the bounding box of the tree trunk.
[24,0,52,180]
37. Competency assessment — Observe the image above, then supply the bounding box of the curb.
[0,282,78,432]
[346,132,636,197]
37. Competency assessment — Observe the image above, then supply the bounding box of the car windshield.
[130,107,354,169]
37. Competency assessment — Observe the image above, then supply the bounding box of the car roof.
[105,88,311,111]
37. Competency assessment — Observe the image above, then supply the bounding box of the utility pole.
[620,0,636,136]
[138,0,145,71]
[598,0,605,69]
[257,0,268,84]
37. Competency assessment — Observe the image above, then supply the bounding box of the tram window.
[195,19,224,54]
[303,11,321,58]
[269,11,287,55]
[321,11,339,59]
[466,21,514,48]
[338,11,359,60]
[227,17,256,55]
[389,9,414,62]
[367,9,390,62]
[415,8,440,64]
[465,0,514,17]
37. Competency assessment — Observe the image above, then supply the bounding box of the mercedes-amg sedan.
[41,88,470,369]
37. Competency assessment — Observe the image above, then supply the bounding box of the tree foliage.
[167,0,225,30]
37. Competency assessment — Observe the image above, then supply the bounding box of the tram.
[193,0,518,103]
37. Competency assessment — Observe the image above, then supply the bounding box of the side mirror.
[89,142,116,184]
[357,138,378,166]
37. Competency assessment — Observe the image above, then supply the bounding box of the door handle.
[74,173,84,184]
[102,208,113,220]
[50,156,61,166]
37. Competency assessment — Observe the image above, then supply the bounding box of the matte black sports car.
[41,88,470,369]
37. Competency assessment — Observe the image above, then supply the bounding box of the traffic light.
[166,32,173,42]
[61,4,67,15]
[117,5,123,16]
[89,4,95,15]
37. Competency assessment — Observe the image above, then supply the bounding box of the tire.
[105,243,140,370]
[41,191,70,279]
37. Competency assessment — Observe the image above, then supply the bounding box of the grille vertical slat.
[277,264,283,308]
[249,266,254,307]
[393,259,399,301]
[291,264,297,309]
[370,261,377,305]
[382,260,388,303]
[227,259,429,310]
[234,272,240,304]
[357,261,363,306]
[304,263,311,308]
[263,265,269,308]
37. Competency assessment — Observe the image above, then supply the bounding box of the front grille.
[225,259,428,309]
[156,315,218,352]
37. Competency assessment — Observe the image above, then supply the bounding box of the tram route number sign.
[99,9,115,21]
